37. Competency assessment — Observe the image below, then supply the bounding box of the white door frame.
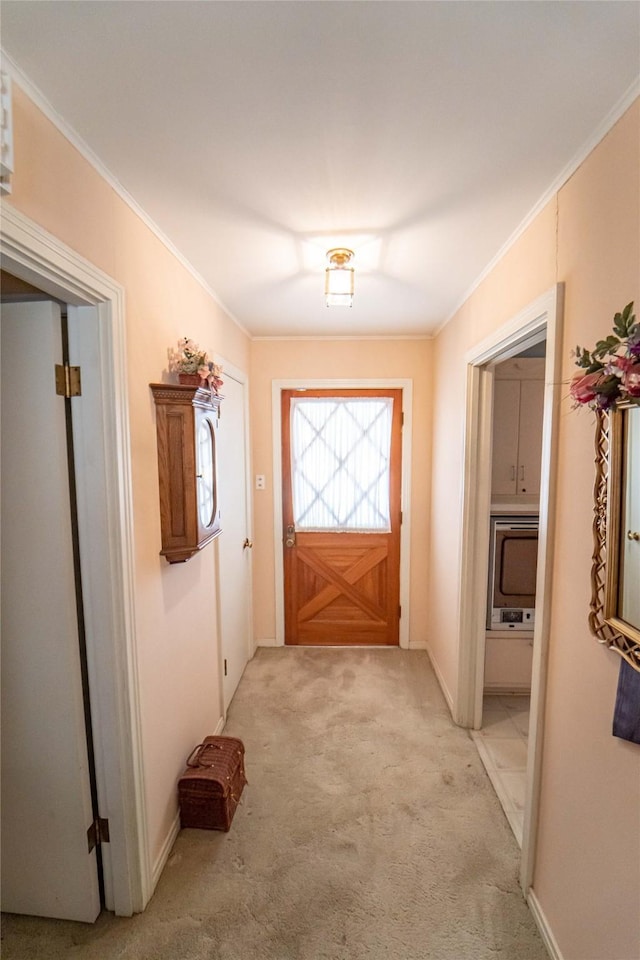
[0,204,149,915]
[455,284,564,894]
[272,378,413,649]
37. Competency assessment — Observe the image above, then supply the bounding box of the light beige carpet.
[1,649,548,960]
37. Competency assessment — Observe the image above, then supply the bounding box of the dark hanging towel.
[612,658,640,744]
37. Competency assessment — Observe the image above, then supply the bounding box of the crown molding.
[4,45,637,347]
[434,76,640,339]
[252,333,432,342]
[0,48,251,340]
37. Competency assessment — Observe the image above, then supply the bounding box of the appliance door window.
[493,529,538,607]
[499,535,538,600]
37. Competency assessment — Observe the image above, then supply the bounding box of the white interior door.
[1,301,101,922]
[216,369,253,712]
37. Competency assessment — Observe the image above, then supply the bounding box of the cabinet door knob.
[627,530,640,542]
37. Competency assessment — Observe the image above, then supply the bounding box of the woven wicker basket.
[178,736,246,831]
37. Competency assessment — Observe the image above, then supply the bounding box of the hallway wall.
[428,100,640,960]
[249,337,432,648]
[4,83,251,883]
[6,70,639,958]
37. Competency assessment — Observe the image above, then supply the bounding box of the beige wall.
[6,84,251,873]
[250,338,432,647]
[428,100,639,959]
[534,99,640,960]
[6,73,640,958]
[427,199,558,699]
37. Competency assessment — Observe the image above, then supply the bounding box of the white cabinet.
[491,359,544,503]
[484,632,534,693]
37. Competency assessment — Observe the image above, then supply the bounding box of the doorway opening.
[456,285,563,895]
[470,341,546,846]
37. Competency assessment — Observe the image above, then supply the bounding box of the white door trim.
[455,283,564,895]
[0,203,149,915]
[271,378,413,649]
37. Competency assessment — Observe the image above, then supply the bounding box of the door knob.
[627,530,640,542]
[243,538,253,549]
[285,524,296,548]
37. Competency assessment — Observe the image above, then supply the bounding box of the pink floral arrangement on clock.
[169,337,223,394]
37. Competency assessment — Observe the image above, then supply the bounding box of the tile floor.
[470,694,530,846]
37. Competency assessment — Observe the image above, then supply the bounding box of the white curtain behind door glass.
[290,397,393,531]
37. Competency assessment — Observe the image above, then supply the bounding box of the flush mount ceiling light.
[325,248,354,307]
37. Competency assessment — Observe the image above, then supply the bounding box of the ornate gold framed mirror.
[590,404,640,672]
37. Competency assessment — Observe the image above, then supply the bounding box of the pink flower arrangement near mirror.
[571,302,639,411]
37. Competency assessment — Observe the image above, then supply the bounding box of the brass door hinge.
[87,817,110,853]
[398,605,402,619]
[55,363,82,398]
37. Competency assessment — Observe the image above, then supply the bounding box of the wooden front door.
[282,389,402,646]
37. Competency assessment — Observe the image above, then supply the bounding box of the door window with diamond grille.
[282,388,402,646]
[290,397,392,532]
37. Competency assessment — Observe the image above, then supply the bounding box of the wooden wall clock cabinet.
[150,383,222,563]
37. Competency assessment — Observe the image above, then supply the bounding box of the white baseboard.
[151,713,226,890]
[528,890,564,960]
[151,811,181,891]
[483,684,532,696]
[256,638,280,647]
[408,640,428,650]
[425,642,455,713]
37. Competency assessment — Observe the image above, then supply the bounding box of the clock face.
[197,417,216,528]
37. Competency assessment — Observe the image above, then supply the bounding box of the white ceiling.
[1,1,639,338]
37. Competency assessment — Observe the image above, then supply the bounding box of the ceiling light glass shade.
[325,248,354,307]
